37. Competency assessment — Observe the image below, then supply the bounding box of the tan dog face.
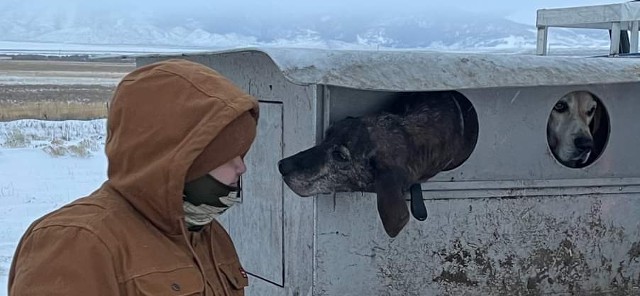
[547,91,597,168]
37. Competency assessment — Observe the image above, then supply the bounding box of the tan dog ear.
[374,167,409,237]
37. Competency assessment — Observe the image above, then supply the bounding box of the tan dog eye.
[554,102,568,113]
[586,107,596,117]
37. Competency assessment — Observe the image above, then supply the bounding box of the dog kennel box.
[137,48,640,295]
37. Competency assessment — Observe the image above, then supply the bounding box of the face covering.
[182,174,241,229]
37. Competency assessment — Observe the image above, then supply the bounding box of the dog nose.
[574,137,593,153]
[278,158,296,176]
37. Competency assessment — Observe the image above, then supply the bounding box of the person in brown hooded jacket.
[8,59,259,295]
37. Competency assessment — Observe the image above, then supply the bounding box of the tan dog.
[547,91,599,168]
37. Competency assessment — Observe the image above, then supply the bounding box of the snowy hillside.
[0,0,611,52]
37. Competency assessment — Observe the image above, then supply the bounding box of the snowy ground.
[0,55,118,293]
[0,59,131,86]
[0,119,107,294]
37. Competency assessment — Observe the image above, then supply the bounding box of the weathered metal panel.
[242,278,291,296]
[203,52,317,296]
[316,192,640,295]
[223,102,284,285]
[313,82,640,295]
[280,85,319,296]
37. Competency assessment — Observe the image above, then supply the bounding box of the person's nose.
[235,157,247,175]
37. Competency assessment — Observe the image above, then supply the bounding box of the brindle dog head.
[278,117,375,196]
[278,115,411,237]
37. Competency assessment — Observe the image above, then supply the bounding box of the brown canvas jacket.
[9,59,259,296]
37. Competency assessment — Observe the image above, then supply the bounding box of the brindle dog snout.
[279,148,325,176]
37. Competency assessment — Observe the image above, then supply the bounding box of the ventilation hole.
[441,91,478,171]
[373,90,478,171]
[546,90,610,168]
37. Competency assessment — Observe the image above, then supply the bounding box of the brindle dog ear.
[374,168,410,237]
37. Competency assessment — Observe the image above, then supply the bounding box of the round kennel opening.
[546,90,611,169]
[441,91,478,171]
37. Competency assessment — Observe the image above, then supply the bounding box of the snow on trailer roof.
[138,47,640,91]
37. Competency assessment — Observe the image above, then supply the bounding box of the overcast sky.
[126,0,623,24]
[4,0,624,25]
[502,0,625,24]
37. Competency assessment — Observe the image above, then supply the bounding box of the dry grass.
[0,59,131,121]
[0,101,108,121]
[2,128,28,148]
[0,83,115,121]
[43,139,95,158]
[1,119,106,157]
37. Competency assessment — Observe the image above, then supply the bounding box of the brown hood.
[105,59,259,235]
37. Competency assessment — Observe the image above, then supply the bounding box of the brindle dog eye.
[332,148,350,162]
[554,101,568,113]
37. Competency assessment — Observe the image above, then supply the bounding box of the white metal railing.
[537,2,640,55]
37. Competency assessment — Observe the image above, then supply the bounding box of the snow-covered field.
[0,40,213,57]
[0,59,131,86]
[0,119,107,294]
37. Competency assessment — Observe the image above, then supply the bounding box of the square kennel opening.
[137,48,640,296]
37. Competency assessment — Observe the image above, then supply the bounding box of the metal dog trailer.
[138,48,640,295]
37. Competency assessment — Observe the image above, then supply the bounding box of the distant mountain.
[0,0,611,52]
